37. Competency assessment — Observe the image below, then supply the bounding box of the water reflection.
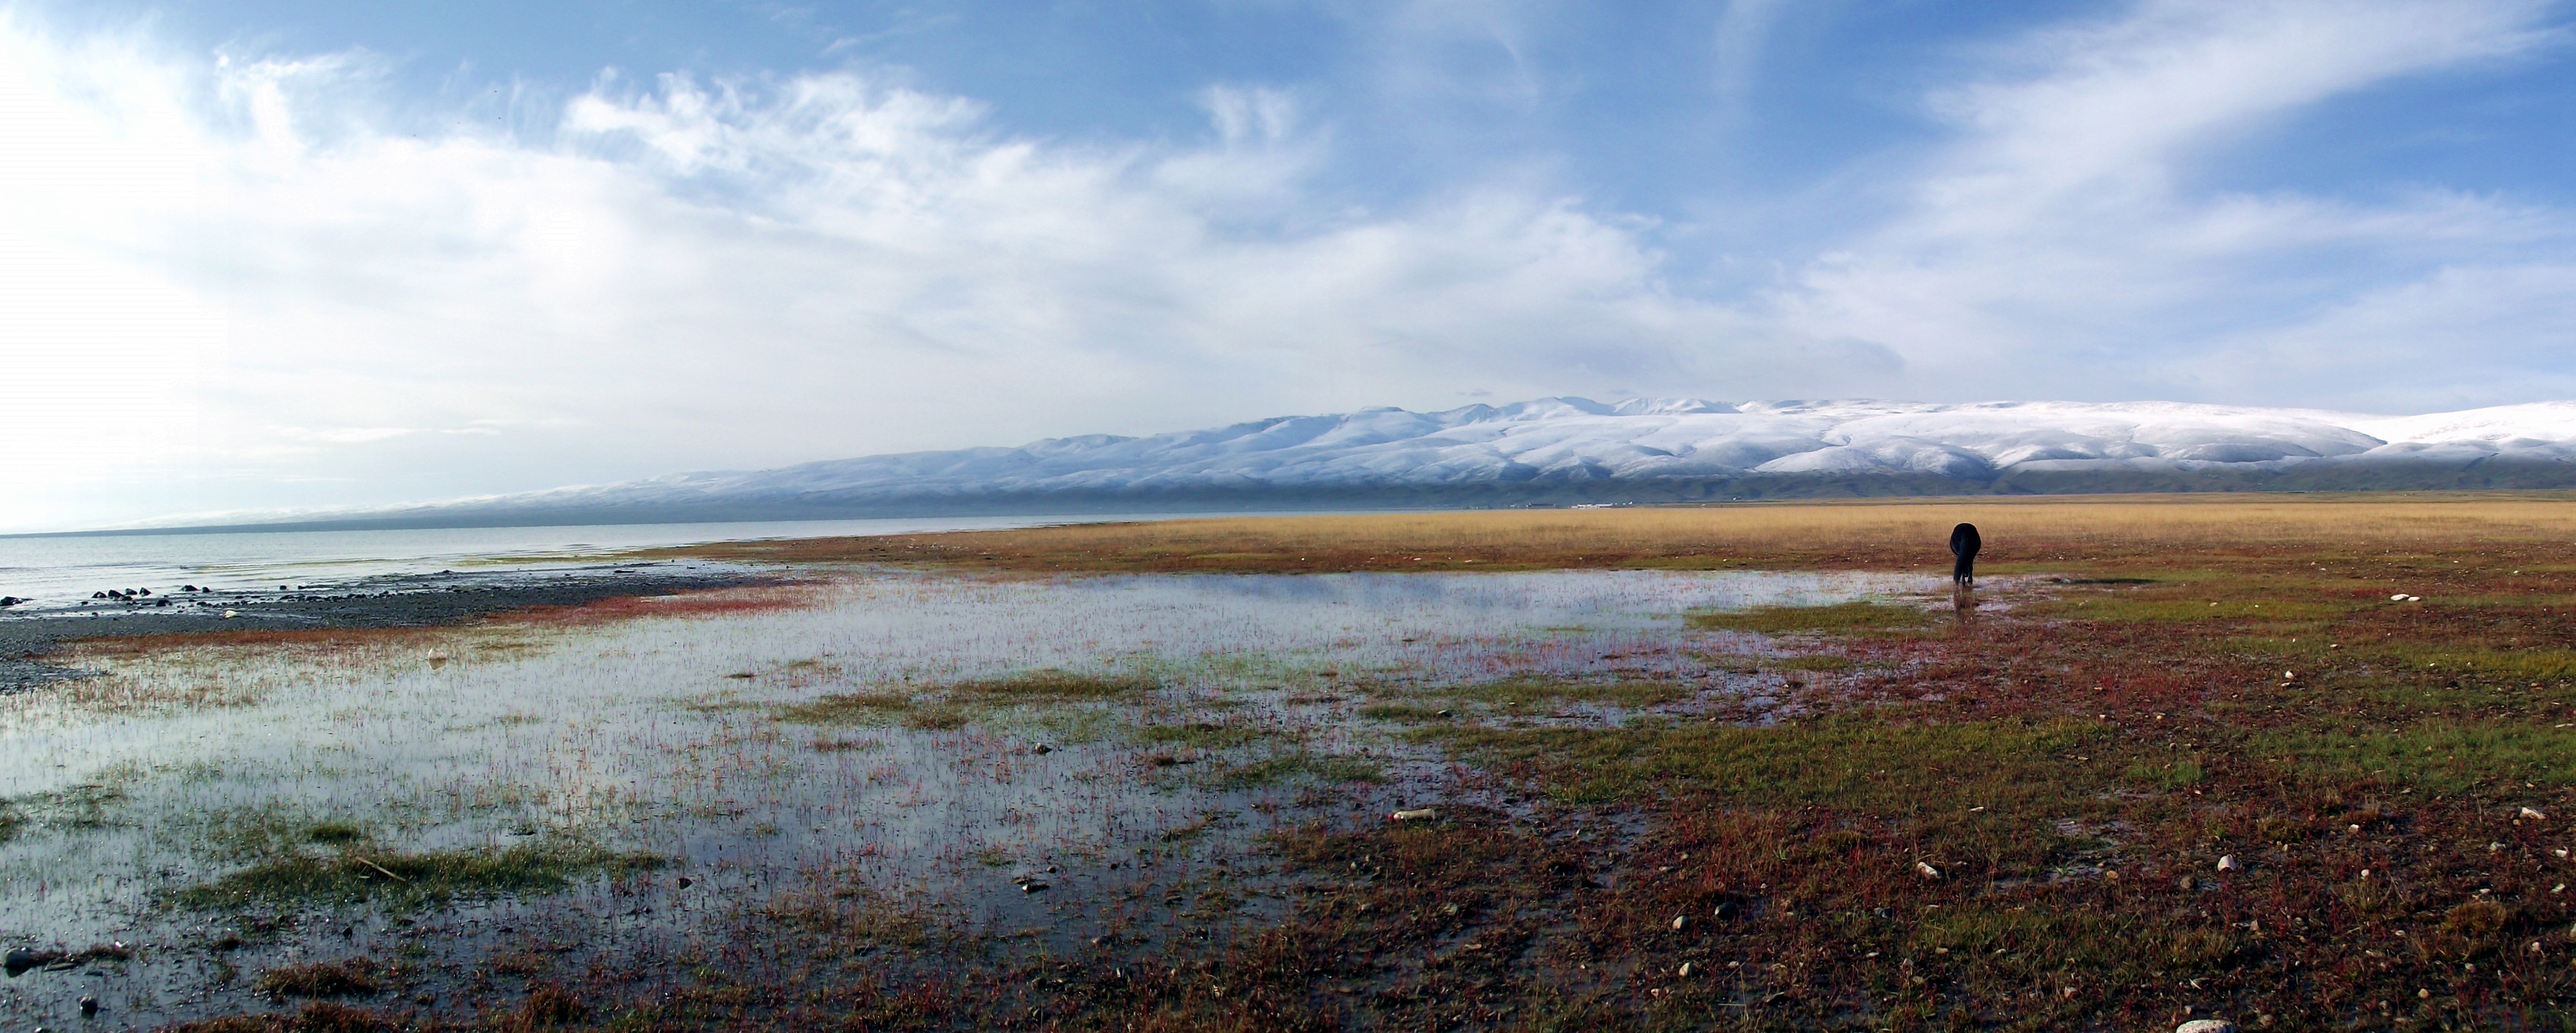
[0,567,1942,1025]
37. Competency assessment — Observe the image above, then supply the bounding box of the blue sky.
[2,0,2572,529]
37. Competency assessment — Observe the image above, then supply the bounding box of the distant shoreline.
[0,563,777,691]
[20,459,2576,539]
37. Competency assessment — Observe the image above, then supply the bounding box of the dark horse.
[1949,523,1982,587]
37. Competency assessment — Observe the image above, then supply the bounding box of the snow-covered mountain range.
[163,398,2576,529]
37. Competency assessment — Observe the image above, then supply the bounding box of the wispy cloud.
[1766,0,2573,406]
[0,1,2570,529]
[0,9,1763,528]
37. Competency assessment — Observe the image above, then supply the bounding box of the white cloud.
[1763,0,2574,403]
[0,10,1768,529]
[0,1,2571,530]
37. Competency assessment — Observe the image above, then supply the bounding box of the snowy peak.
[627,396,2576,499]
[283,397,2576,529]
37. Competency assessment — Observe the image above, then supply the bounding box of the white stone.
[2176,1021,2237,1033]
[1390,808,1438,822]
[2216,855,2238,872]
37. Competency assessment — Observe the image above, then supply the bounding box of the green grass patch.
[304,821,366,845]
[1687,602,1935,635]
[2360,646,2576,681]
[1208,753,1387,790]
[254,959,384,998]
[903,704,971,731]
[1136,721,1283,750]
[952,669,1157,700]
[1441,678,1697,709]
[2256,721,2576,794]
[1911,905,2243,975]
[2041,598,2353,624]
[175,840,664,910]
[776,690,917,725]
[2123,759,2207,791]
[1423,718,2115,808]
[1357,703,1451,723]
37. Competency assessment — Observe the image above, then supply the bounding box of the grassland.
[657,491,2576,575]
[89,494,2576,1030]
[648,494,2576,1031]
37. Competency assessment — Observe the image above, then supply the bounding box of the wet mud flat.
[0,563,778,692]
[18,524,2576,1031]
[0,568,1942,1031]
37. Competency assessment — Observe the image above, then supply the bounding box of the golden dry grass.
[661,491,2576,574]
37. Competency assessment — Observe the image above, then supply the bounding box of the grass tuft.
[254,959,384,999]
[1688,601,1935,634]
[175,840,663,909]
[1208,753,1387,789]
[950,669,1157,700]
[775,690,916,725]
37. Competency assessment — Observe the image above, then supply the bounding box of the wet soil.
[0,564,781,691]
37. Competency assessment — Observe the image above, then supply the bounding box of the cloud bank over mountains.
[2,2,2573,530]
[159,398,2576,530]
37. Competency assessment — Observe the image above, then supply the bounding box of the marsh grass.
[655,492,2576,574]
[2036,597,2357,623]
[5,782,128,833]
[776,671,1156,735]
[1206,752,1387,789]
[1686,600,1935,634]
[175,840,664,909]
[254,959,386,999]
[949,669,1157,701]
[775,690,917,725]
[1425,717,2116,807]
[1429,677,1697,709]
[1135,721,1280,750]
[2259,721,2576,794]
[1356,703,1451,723]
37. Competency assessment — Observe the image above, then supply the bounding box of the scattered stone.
[1018,881,1050,893]
[77,996,96,1016]
[675,877,693,889]
[2522,807,2547,821]
[1391,808,1439,822]
[1034,744,1055,755]
[2174,1021,2236,1033]
[2216,855,2238,872]
[3,948,36,976]
[1915,861,1941,880]
[1670,915,1687,931]
[1677,962,1694,978]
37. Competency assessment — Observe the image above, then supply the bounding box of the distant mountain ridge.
[125,397,2576,532]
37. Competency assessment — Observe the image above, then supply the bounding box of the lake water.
[0,565,1943,1027]
[0,513,1267,607]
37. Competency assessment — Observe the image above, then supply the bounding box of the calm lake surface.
[0,513,1267,607]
